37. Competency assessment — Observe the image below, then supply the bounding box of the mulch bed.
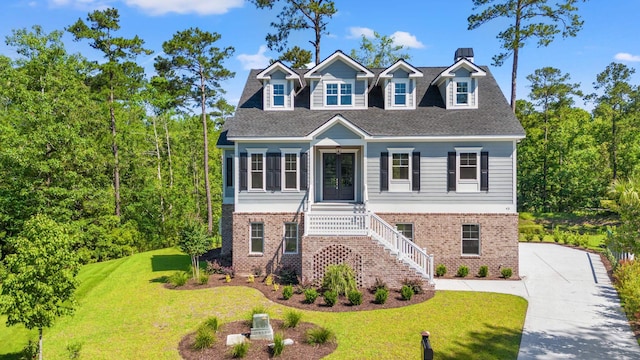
[179,320,336,360]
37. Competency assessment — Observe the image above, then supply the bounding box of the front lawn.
[0,248,527,359]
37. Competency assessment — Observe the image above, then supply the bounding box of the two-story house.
[217,48,525,288]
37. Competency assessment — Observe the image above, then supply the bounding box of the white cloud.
[614,52,640,62]
[237,45,270,70]
[347,27,374,39]
[124,0,243,15]
[390,31,424,49]
[48,0,115,11]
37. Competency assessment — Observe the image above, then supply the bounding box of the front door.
[322,153,355,201]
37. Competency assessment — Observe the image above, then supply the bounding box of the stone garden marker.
[250,313,274,341]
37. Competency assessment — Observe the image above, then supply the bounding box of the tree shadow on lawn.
[438,323,522,360]
[0,352,21,360]
[150,254,190,272]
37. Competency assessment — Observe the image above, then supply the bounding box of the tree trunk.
[163,118,174,188]
[612,114,617,180]
[152,116,165,223]
[38,328,43,360]
[200,72,214,234]
[510,1,523,112]
[543,99,549,212]
[110,76,121,217]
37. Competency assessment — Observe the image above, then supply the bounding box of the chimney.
[454,48,474,63]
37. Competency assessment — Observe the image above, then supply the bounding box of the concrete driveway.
[435,243,640,359]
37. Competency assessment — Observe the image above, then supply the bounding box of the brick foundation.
[378,213,519,278]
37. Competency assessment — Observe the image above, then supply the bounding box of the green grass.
[0,248,527,359]
[518,212,610,251]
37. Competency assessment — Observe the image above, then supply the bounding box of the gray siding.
[311,61,366,108]
[367,141,514,204]
[316,123,361,139]
[237,143,310,206]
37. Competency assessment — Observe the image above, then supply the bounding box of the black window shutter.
[447,152,456,192]
[480,151,489,191]
[300,152,308,190]
[412,152,420,191]
[380,152,389,191]
[266,153,281,191]
[225,157,233,187]
[239,153,247,191]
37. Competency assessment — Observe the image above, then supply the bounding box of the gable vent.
[455,48,474,63]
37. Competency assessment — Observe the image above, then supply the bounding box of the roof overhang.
[376,59,424,86]
[304,50,374,80]
[256,61,303,88]
[431,58,487,86]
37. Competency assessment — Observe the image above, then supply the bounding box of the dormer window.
[456,80,469,105]
[325,81,353,106]
[393,81,408,106]
[272,82,285,107]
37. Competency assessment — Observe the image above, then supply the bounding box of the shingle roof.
[220,66,525,144]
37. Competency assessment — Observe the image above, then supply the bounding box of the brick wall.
[221,204,234,255]
[378,213,519,278]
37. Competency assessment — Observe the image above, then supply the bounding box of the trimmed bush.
[323,290,338,307]
[304,288,318,304]
[202,317,220,332]
[169,271,189,287]
[282,310,302,328]
[265,274,274,286]
[435,264,447,277]
[322,264,357,296]
[306,326,335,345]
[478,265,489,278]
[193,326,215,350]
[272,332,285,357]
[347,290,363,305]
[614,261,640,317]
[198,272,209,285]
[374,288,388,304]
[370,277,388,293]
[230,342,249,358]
[400,285,414,300]
[456,265,470,278]
[275,265,299,285]
[501,267,513,279]
[282,285,294,300]
[401,278,424,294]
[66,341,83,360]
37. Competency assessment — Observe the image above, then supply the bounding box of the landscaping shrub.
[198,272,209,285]
[265,273,274,286]
[275,265,299,285]
[282,310,302,328]
[347,289,363,305]
[272,332,285,357]
[501,267,513,279]
[322,264,357,296]
[374,288,388,304]
[525,233,535,242]
[169,271,189,287]
[614,260,640,317]
[273,283,280,292]
[401,278,424,294]
[251,265,263,277]
[66,341,83,360]
[323,290,338,307]
[306,326,336,345]
[519,223,544,234]
[478,265,489,278]
[203,316,220,332]
[400,285,414,300]
[247,274,255,283]
[304,288,318,304]
[295,278,315,294]
[248,305,269,323]
[456,265,470,278]
[369,277,388,293]
[435,264,447,277]
[230,341,249,358]
[282,285,293,300]
[193,326,215,350]
[20,339,38,360]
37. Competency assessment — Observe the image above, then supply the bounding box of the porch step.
[309,203,366,213]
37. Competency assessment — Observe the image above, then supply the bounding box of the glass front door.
[322,153,355,201]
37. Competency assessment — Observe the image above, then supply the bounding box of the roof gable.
[431,58,487,86]
[256,61,302,87]
[377,59,423,84]
[304,51,374,80]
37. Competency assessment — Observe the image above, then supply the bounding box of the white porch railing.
[305,212,368,236]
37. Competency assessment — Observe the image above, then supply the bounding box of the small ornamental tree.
[178,220,211,279]
[0,214,80,360]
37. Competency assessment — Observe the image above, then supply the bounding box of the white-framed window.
[396,223,413,242]
[272,82,285,107]
[455,80,469,105]
[248,150,266,191]
[281,148,300,191]
[283,222,298,254]
[325,81,353,106]
[393,80,408,106]
[455,147,481,192]
[462,224,480,255]
[388,148,413,192]
[250,222,264,254]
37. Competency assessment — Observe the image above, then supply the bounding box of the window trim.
[391,79,409,107]
[280,148,300,192]
[324,80,355,107]
[283,222,299,254]
[461,224,480,256]
[455,147,482,192]
[388,147,414,192]
[247,149,267,192]
[396,223,414,242]
[271,80,286,108]
[250,222,264,255]
[455,80,469,105]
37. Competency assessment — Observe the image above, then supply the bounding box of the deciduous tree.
[350,31,410,68]
[178,220,211,279]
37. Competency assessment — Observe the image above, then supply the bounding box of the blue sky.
[1,0,639,110]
